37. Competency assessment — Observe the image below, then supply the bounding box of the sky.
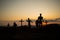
[0,0,60,21]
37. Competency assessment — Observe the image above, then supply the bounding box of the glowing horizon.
[0,0,60,21]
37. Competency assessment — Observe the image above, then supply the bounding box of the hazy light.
[0,0,60,21]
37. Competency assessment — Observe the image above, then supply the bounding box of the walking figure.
[38,13,43,27]
[26,18,32,28]
[19,19,24,26]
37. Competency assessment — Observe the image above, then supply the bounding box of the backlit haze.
[0,0,60,21]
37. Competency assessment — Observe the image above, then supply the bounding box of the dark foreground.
[0,24,60,40]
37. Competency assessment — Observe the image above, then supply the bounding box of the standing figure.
[35,19,38,28]
[13,22,17,27]
[45,20,48,25]
[7,23,10,27]
[38,13,43,27]
[26,18,32,28]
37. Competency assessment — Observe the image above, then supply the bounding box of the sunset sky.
[0,0,60,21]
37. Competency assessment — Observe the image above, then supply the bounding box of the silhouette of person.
[7,23,10,27]
[38,13,43,27]
[13,22,17,27]
[19,19,24,26]
[45,20,48,25]
[26,18,32,28]
[35,19,38,28]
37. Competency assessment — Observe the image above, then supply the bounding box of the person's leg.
[38,23,41,29]
[40,24,42,28]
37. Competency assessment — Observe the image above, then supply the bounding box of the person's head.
[28,18,30,20]
[21,19,22,21]
[40,13,42,16]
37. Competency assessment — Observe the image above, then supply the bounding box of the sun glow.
[0,0,60,21]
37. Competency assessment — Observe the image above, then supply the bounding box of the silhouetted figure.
[38,13,43,27]
[13,22,17,27]
[35,19,38,28]
[7,23,10,27]
[45,20,48,25]
[26,18,32,28]
[19,19,24,26]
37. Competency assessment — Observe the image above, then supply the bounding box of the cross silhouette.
[19,19,24,26]
[26,18,32,27]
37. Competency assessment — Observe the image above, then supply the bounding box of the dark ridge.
[0,24,60,40]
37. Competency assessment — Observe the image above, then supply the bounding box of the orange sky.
[0,0,60,21]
